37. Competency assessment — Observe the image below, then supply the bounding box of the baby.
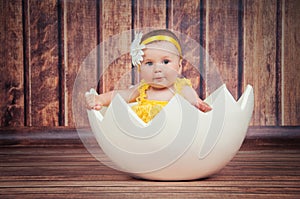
[86,29,211,123]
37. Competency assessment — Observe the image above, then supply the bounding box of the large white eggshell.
[87,84,254,180]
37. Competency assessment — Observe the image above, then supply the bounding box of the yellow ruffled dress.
[132,78,192,123]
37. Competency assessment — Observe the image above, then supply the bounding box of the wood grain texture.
[0,0,24,127]
[134,0,167,29]
[0,128,299,198]
[100,0,132,93]
[168,0,202,96]
[0,1,300,128]
[282,0,300,125]
[204,0,240,99]
[27,0,60,126]
[64,0,97,127]
[243,0,278,126]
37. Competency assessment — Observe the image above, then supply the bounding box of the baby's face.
[139,41,182,89]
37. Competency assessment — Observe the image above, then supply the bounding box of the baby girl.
[86,29,211,123]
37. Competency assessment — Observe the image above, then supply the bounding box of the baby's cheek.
[140,70,151,79]
[167,70,179,81]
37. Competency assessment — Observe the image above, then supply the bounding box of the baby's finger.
[196,100,212,112]
[202,102,212,112]
[93,104,102,110]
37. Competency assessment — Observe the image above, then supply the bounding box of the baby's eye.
[145,62,153,66]
[162,59,170,64]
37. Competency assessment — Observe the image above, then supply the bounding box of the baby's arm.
[85,85,139,110]
[180,86,212,112]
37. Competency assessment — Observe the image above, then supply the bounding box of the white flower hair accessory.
[130,32,145,67]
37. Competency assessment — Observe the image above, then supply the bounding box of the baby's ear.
[178,59,183,74]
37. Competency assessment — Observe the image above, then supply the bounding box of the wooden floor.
[0,127,299,198]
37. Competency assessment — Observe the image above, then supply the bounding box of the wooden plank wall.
[0,0,299,128]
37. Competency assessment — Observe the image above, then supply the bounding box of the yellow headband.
[141,35,182,56]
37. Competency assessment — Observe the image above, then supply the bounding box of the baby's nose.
[154,63,163,73]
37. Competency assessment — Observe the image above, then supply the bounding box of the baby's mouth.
[153,76,165,81]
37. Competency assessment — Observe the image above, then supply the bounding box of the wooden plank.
[1,178,300,189]
[204,0,240,99]
[243,0,278,126]
[27,0,60,126]
[99,0,132,93]
[64,0,98,127]
[133,0,167,29]
[1,160,299,178]
[168,0,202,96]
[282,0,300,126]
[0,0,24,127]
[0,193,299,199]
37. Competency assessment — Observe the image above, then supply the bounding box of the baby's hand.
[195,98,212,112]
[85,91,102,110]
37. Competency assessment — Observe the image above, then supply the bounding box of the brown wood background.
[0,0,299,128]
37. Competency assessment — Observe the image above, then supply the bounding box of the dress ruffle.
[132,78,191,123]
